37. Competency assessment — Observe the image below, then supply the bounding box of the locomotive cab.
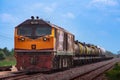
[15,18,54,50]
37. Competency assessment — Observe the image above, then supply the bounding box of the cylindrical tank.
[99,47,106,55]
[74,41,105,57]
[85,45,91,55]
[74,41,86,56]
[91,45,103,56]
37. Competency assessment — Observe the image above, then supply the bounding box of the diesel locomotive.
[14,16,110,71]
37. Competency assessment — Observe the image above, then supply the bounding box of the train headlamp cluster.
[21,37,25,41]
[18,37,49,41]
[43,37,49,41]
[18,37,25,41]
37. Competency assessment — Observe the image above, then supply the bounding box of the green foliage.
[113,63,120,70]
[9,49,14,56]
[0,47,16,66]
[117,50,120,57]
[105,63,120,80]
[0,56,16,66]
[117,50,120,54]
[0,47,14,57]
[3,47,10,56]
[0,51,6,60]
[105,50,117,57]
[106,51,113,54]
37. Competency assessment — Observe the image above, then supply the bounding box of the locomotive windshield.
[17,27,33,36]
[17,25,51,37]
[35,27,51,36]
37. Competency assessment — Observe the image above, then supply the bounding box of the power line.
[0,32,13,36]
[0,34,13,40]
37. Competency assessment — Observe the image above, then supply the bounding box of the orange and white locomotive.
[14,16,74,71]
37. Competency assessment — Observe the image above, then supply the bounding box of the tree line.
[105,50,117,57]
[0,47,14,60]
[0,47,119,60]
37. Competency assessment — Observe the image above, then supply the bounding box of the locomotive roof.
[49,23,74,35]
[15,17,74,35]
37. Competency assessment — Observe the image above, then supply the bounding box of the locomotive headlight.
[42,37,50,41]
[43,37,47,41]
[21,37,25,41]
[18,37,25,41]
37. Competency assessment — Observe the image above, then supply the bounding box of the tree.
[117,50,120,54]
[0,51,6,60]
[10,48,14,56]
[105,50,116,57]
[3,47,10,56]
[117,50,120,57]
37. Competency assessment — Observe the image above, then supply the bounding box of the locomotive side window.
[63,33,68,51]
[18,27,32,36]
[35,27,51,36]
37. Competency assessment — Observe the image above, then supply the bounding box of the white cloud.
[89,0,119,7]
[0,13,18,23]
[25,3,57,14]
[44,3,57,13]
[62,12,75,19]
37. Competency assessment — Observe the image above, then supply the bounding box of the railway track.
[0,66,12,71]
[0,71,27,80]
[0,58,119,80]
[72,59,116,80]
[0,71,44,80]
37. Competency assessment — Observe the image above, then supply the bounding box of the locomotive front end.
[14,17,55,71]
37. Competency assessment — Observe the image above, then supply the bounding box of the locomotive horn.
[36,16,39,19]
[31,16,34,20]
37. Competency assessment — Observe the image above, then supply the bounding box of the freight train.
[14,16,112,71]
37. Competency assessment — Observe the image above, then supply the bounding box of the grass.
[0,56,16,66]
[105,62,120,80]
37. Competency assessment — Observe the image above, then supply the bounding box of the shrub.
[105,63,120,80]
[0,51,6,60]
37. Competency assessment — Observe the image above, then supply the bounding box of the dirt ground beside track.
[0,66,17,76]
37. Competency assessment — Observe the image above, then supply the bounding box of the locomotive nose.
[31,44,36,49]
[30,56,37,65]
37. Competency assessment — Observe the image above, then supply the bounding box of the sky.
[0,0,120,53]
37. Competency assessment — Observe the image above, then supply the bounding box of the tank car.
[73,41,108,65]
[74,41,102,57]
